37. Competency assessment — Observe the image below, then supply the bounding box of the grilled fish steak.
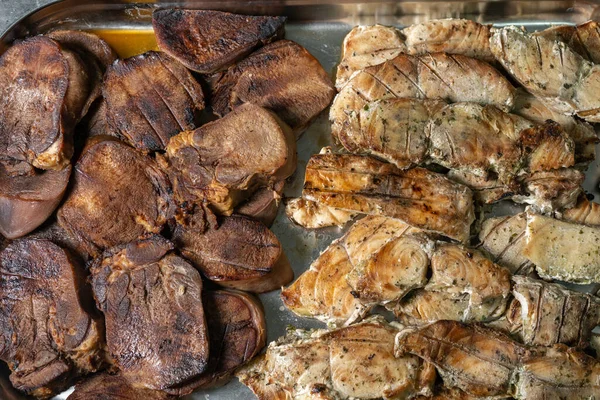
[285,197,356,229]
[211,40,336,133]
[302,153,475,242]
[90,236,209,390]
[58,137,173,257]
[103,51,205,152]
[164,290,266,395]
[235,181,284,227]
[153,9,285,73]
[163,103,296,215]
[237,317,436,399]
[562,196,600,226]
[0,239,104,399]
[173,203,292,293]
[536,21,600,64]
[67,373,173,400]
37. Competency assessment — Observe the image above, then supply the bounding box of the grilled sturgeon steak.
[561,196,600,227]
[164,290,266,395]
[302,153,475,242]
[507,276,600,348]
[414,387,479,400]
[103,51,205,152]
[90,236,209,390]
[58,137,174,257]
[235,181,284,227]
[491,26,600,122]
[395,321,529,397]
[153,9,285,74]
[67,373,173,400]
[0,163,71,239]
[285,197,356,229]
[237,317,436,399]
[211,40,335,134]
[536,21,600,64]
[173,203,292,293]
[0,239,104,399]
[524,214,600,284]
[163,103,296,215]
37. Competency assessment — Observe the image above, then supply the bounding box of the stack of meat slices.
[261,18,600,400]
[0,8,335,400]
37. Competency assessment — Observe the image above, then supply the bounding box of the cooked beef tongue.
[57,136,174,257]
[165,289,266,396]
[153,9,285,74]
[90,236,209,391]
[211,39,336,134]
[173,203,293,293]
[103,51,205,152]
[1,362,32,400]
[162,103,296,215]
[0,239,105,399]
[67,372,173,400]
[235,180,284,227]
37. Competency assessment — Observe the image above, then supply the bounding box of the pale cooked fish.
[524,214,600,284]
[302,153,475,242]
[237,317,436,400]
[285,198,356,229]
[536,21,600,64]
[414,387,480,400]
[561,196,600,227]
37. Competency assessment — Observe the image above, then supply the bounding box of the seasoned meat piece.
[524,214,600,284]
[211,40,336,133]
[513,346,600,399]
[395,321,529,397]
[302,152,475,242]
[235,181,284,227]
[1,362,31,400]
[28,219,90,262]
[479,212,533,274]
[103,51,205,152]
[507,276,600,348]
[173,203,292,293]
[163,103,296,215]
[514,168,583,212]
[561,195,600,226]
[285,198,356,229]
[237,317,436,399]
[536,21,600,64]
[164,290,266,395]
[90,236,209,390]
[153,9,285,73]
[414,386,479,400]
[491,26,600,122]
[67,373,173,400]
[397,291,477,325]
[58,137,174,257]
[0,164,71,239]
[0,239,104,399]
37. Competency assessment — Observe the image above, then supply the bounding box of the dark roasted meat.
[67,372,173,400]
[235,181,284,227]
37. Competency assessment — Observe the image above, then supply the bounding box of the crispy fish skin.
[237,317,436,400]
[285,198,356,229]
[524,214,600,284]
[153,9,285,73]
[302,153,474,242]
[103,51,205,152]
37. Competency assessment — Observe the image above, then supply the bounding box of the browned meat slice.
[507,276,600,348]
[153,9,285,73]
[1,362,31,400]
[0,164,71,239]
[211,40,335,134]
[536,21,600,64]
[235,181,284,227]
[285,197,356,229]
[302,152,475,242]
[173,203,292,293]
[67,372,173,400]
[164,290,266,395]
[237,317,436,399]
[162,103,296,215]
[90,236,209,390]
[395,321,529,397]
[57,137,174,257]
[0,239,104,399]
[27,219,90,262]
[103,51,205,152]
[561,195,600,226]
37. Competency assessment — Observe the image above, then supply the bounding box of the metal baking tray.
[2,1,600,399]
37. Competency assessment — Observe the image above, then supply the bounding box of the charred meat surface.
[153,9,285,73]
[0,239,104,399]
[58,137,173,257]
[237,317,436,399]
[163,103,296,215]
[302,152,475,242]
[90,236,209,390]
[103,51,205,152]
[173,204,292,293]
[164,290,266,395]
[67,372,173,400]
[285,197,356,229]
[211,40,335,134]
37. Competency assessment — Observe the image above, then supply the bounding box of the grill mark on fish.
[389,61,428,97]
